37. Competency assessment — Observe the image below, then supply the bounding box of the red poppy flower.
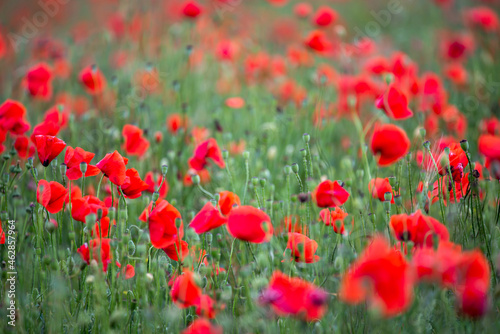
[368,177,395,203]
[122,124,149,158]
[375,85,413,120]
[227,206,273,243]
[294,2,312,18]
[313,6,337,27]
[0,222,4,244]
[64,146,101,180]
[0,100,31,135]
[163,239,189,262]
[218,190,240,216]
[286,233,319,263]
[370,124,410,167]
[144,171,169,198]
[464,7,499,32]
[30,120,61,143]
[390,210,449,248]
[181,319,222,334]
[195,294,218,319]
[120,168,149,199]
[77,238,112,272]
[304,30,332,53]
[312,180,350,208]
[171,270,202,308]
[259,271,328,321]
[339,236,414,317]
[319,207,348,234]
[71,195,108,223]
[166,113,189,134]
[225,97,245,109]
[26,63,52,99]
[148,200,183,249]
[116,262,135,280]
[189,202,228,234]
[79,65,106,95]
[478,134,500,160]
[92,216,115,238]
[96,150,129,186]
[412,241,463,287]
[437,142,468,181]
[14,136,35,159]
[188,138,225,171]
[37,180,68,214]
[280,215,307,235]
[35,135,66,167]
[181,1,202,18]
[444,63,468,85]
[455,250,490,318]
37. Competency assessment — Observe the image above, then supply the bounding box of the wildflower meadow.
[1,0,500,333]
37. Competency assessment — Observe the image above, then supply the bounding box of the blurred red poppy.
[218,190,240,216]
[77,238,112,272]
[227,206,273,243]
[312,180,350,208]
[390,210,449,248]
[26,63,52,99]
[64,146,101,180]
[286,232,320,263]
[122,124,149,158]
[79,65,106,95]
[371,124,410,166]
[189,202,227,234]
[0,100,31,135]
[375,85,413,120]
[171,270,202,308]
[188,138,225,171]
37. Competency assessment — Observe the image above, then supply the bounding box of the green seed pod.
[259,178,266,188]
[206,232,213,246]
[161,164,169,175]
[422,141,431,150]
[384,192,393,202]
[460,139,469,152]
[243,151,250,160]
[251,177,259,186]
[60,163,67,176]
[191,174,200,185]
[302,133,310,143]
[283,165,292,175]
[80,162,87,174]
[128,240,136,256]
[152,191,160,203]
[291,163,299,173]
[222,150,229,160]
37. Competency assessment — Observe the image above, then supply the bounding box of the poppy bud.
[243,151,250,160]
[394,195,402,206]
[303,133,310,143]
[383,73,394,85]
[96,208,103,220]
[128,240,136,256]
[300,149,307,157]
[284,165,292,175]
[222,150,229,160]
[60,163,67,176]
[26,157,34,169]
[68,232,75,241]
[85,213,97,225]
[2,153,10,161]
[221,285,232,301]
[191,174,200,185]
[45,220,57,233]
[175,217,182,229]
[80,162,87,174]
[252,177,259,186]
[291,163,299,173]
[161,165,168,176]
[460,139,469,152]
[444,147,451,156]
[206,232,213,246]
[152,191,160,202]
[419,128,426,138]
[260,178,266,188]
[423,141,431,150]
[136,244,147,257]
[119,209,128,221]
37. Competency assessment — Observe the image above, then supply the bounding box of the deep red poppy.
[14,136,35,159]
[304,30,332,53]
[181,1,202,18]
[79,65,106,94]
[188,138,225,171]
[390,210,449,248]
[464,7,499,32]
[189,202,228,234]
[368,177,395,203]
[171,270,202,308]
[312,180,350,208]
[163,239,189,262]
[286,233,319,263]
[370,124,410,167]
[26,63,52,99]
[313,6,337,27]
[77,238,112,272]
[96,150,129,186]
[195,294,218,319]
[259,271,328,321]
[122,124,149,158]
[148,200,183,249]
[144,171,169,198]
[116,262,135,280]
[37,180,68,214]
[166,113,189,134]
[227,206,273,243]
[218,190,240,216]
[120,168,149,199]
[64,146,101,180]
[181,319,222,334]
[71,195,108,223]
[340,236,414,317]
[319,207,348,234]
[35,135,66,167]
[375,85,413,120]
[0,99,31,135]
